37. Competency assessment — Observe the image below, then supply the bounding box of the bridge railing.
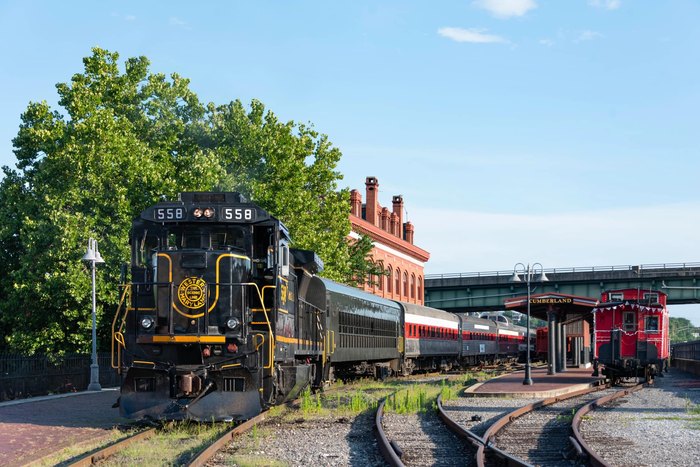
[425,262,700,281]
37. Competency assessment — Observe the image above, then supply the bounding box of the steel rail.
[186,413,266,467]
[68,427,157,466]
[571,383,645,467]
[375,397,404,466]
[475,383,609,467]
[436,393,486,449]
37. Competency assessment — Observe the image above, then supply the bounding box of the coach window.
[645,316,659,333]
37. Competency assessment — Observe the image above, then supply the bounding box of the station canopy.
[504,293,598,324]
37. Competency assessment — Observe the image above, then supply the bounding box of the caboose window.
[643,293,659,305]
[623,312,636,331]
[645,316,659,333]
[609,292,623,301]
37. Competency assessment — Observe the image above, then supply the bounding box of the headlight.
[226,317,240,330]
[140,316,154,330]
[193,208,203,218]
[204,207,215,218]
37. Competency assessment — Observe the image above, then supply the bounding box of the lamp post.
[510,262,548,385]
[82,238,104,391]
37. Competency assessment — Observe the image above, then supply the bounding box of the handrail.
[425,262,700,281]
[111,284,131,370]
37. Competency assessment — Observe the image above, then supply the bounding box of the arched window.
[417,276,423,302]
[387,267,393,293]
[410,273,416,299]
[377,265,384,291]
[403,271,408,297]
[395,268,401,295]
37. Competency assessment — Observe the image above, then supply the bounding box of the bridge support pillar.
[547,311,557,375]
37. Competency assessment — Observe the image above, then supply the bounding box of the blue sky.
[1,1,699,324]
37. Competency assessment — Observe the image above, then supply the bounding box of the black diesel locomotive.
[112,193,526,421]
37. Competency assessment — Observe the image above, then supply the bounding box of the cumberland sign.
[529,297,574,305]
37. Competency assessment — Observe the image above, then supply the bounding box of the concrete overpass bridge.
[424,262,700,312]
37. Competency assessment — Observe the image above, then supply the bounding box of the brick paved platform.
[0,389,126,466]
[466,366,604,398]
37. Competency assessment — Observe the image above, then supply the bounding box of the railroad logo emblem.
[178,277,206,309]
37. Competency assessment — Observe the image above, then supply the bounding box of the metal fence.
[0,352,120,401]
[672,340,700,361]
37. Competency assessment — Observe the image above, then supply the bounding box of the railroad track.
[481,384,619,466]
[67,414,264,466]
[571,383,645,467]
[377,396,475,466]
[375,372,524,467]
[68,427,157,466]
[379,378,649,467]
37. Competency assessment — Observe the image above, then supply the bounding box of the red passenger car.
[593,289,670,382]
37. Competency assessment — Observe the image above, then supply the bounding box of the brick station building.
[349,176,430,304]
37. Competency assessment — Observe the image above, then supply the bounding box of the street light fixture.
[510,262,549,385]
[82,237,104,391]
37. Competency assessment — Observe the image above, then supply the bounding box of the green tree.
[207,99,352,281]
[669,317,699,344]
[0,48,224,354]
[0,48,369,354]
[345,234,387,288]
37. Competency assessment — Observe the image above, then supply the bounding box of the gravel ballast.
[580,368,700,467]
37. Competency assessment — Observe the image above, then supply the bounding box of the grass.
[638,397,700,430]
[385,385,430,414]
[226,454,287,466]
[102,421,233,466]
[556,408,576,423]
[27,428,136,466]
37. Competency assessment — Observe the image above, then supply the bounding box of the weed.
[386,385,431,414]
[685,396,700,416]
[556,408,576,423]
[440,379,455,401]
[228,454,287,466]
[300,387,323,416]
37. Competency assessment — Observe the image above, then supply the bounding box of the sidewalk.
[0,389,127,466]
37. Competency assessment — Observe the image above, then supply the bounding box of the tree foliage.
[669,317,700,344]
[345,234,387,288]
[0,48,364,354]
[207,99,351,282]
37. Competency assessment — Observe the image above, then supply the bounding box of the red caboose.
[593,289,669,382]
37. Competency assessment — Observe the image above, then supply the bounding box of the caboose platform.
[467,366,605,398]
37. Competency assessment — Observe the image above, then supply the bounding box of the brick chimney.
[404,222,414,244]
[365,176,379,226]
[350,189,362,217]
[390,212,399,236]
[392,195,404,239]
[380,207,390,232]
